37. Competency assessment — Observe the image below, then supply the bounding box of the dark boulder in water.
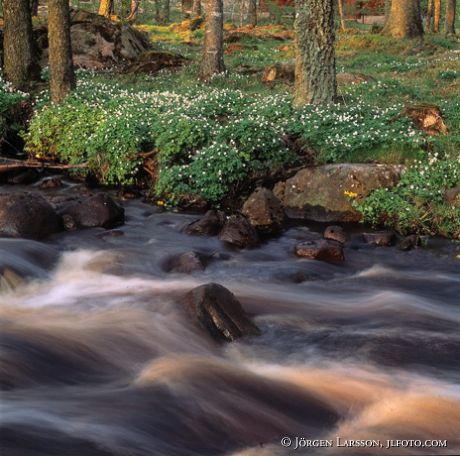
[323,225,346,244]
[397,234,421,251]
[363,231,395,246]
[183,283,260,342]
[0,193,62,240]
[171,251,206,273]
[184,209,226,236]
[218,214,259,248]
[60,193,124,229]
[295,239,344,262]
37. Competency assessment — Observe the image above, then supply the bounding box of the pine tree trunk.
[48,0,76,103]
[192,0,202,16]
[127,0,139,22]
[3,0,39,90]
[425,0,433,31]
[338,0,347,31]
[433,0,441,32]
[293,0,336,106]
[248,0,257,26]
[200,0,225,81]
[98,0,113,17]
[30,0,39,16]
[445,0,456,35]
[381,0,424,38]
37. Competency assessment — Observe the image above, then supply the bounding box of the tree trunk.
[192,0,202,16]
[127,0,139,22]
[338,0,347,31]
[381,0,424,38]
[248,0,257,26]
[425,0,433,31]
[445,0,456,35]
[48,0,76,103]
[3,0,39,90]
[433,0,441,32]
[293,0,336,106]
[157,0,170,23]
[98,0,113,17]
[200,0,225,81]
[121,0,131,19]
[384,0,392,23]
[182,0,193,16]
[30,0,39,16]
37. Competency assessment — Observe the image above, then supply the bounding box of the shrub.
[0,75,28,142]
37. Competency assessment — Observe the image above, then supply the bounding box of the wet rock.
[39,177,63,189]
[0,268,25,292]
[323,225,346,244]
[274,164,402,222]
[7,169,40,185]
[172,251,206,273]
[218,214,259,248]
[184,210,225,236]
[397,234,421,251]
[242,187,285,232]
[363,231,395,246]
[295,239,344,262]
[445,187,460,207]
[60,194,124,229]
[0,193,62,240]
[183,283,260,342]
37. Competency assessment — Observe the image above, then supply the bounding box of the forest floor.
[1,17,460,237]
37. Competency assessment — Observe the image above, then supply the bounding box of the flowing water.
[1,183,460,456]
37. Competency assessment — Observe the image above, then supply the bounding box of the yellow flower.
[156,200,165,206]
[344,190,358,198]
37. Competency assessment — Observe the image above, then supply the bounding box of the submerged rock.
[172,251,206,273]
[242,187,285,232]
[60,193,124,229]
[363,231,395,246]
[0,193,62,240]
[397,234,421,251]
[183,283,260,342]
[218,214,259,248]
[274,164,402,222]
[184,210,226,236]
[323,225,346,244]
[295,239,344,262]
[0,268,25,292]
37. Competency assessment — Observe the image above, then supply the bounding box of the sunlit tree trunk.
[3,0,39,89]
[48,0,76,103]
[425,0,433,31]
[248,0,257,26]
[433,0,441,32]
[200,0,225,81]
[98,0,113,17]
[127,0,139,22]
[445,0,456,35]
[294,0,336,106]
[338,0,347,31]
[192,0,202,16]
[381,0,424,38]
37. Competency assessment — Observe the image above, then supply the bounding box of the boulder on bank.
[323,225,346,244]
[183,283,261,342]
[184,210,226,236]
[242,187,285,232]
[295,239,344,262]
[0,193,62,240]
[274,164,402,222]
[218,214,259,248]
[60,193,124,229]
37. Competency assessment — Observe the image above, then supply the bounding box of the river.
[1,182,459,456]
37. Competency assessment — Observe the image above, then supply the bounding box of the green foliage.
[355,152,460,237]
[0,75,28,141]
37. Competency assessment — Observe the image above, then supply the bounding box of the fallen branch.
[0,157,88,174]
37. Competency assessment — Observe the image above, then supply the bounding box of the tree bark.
[98,0,113,17]
[445,0,456,35]
[294,0,336,106]
[433,0,441,32]
[192,0,202,16]
[381,0,424,38]
[200,0,225,81]
[30,0,39,16]
[425,0,433,31]
[48,0,76,103]
[248,0,257,26]
[127,0,139,22]
[338,0,347,31]
[3,0,39,90]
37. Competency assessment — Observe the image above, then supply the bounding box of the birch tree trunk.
[3,0,39,89]
[200,0,225,81]
[48,0,76,103]
[294,0,336,106]
[381,0,424,38]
